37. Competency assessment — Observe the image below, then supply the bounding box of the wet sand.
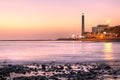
[0,60,120,80]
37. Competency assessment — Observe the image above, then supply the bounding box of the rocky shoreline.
[0,60,120,80]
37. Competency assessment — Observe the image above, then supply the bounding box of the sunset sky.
[0,0,120,40]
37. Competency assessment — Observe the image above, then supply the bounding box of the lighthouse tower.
[82,13,85,35]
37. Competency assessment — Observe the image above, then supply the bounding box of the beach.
[1,0,120,79]
[0,60,120,80]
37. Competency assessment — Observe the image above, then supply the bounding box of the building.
[97,25,109,33]
[92,27,98,33]
[92,24,109,33]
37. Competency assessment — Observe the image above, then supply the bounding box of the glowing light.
[106,19,110,24]
[72,34,75,39]
[104,43,113,60]
[103,32,106,34]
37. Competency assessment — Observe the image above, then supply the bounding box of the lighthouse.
[82,13,85,35]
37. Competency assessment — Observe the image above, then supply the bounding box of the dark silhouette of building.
[82,13,85,35]
[92,24,109,33]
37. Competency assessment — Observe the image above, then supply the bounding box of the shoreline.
[80,38,120,42]
[1,59,120,65]
[0,60,120,80]
[0,37,120,42]
[57,37,120,42]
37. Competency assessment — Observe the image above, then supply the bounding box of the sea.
[0,41,120,63]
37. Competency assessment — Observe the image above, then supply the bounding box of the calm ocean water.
[0,41,120,63]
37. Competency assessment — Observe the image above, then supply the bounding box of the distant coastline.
[0,37,120,42]
[79,37,120,42]
[0,40,53,41]
[57,37,120,42]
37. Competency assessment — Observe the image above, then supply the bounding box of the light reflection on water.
[0,41,120,63]
[104,43,114,60]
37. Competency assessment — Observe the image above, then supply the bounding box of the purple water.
[0,41,120,63]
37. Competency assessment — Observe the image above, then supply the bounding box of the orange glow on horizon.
[0,0,120,39]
